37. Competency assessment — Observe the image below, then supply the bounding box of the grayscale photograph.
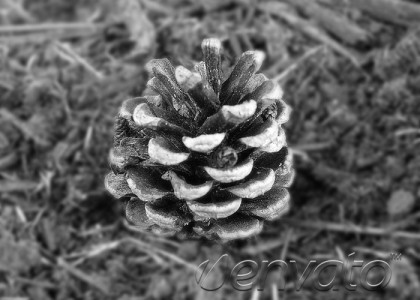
[0,0,419,299]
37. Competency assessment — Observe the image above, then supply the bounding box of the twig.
[395,128,420,137]
[386,211,420,231]
[57,258,110,295]
[0,22,104,34]
[124,237,197,271]
[0,23,105,45]
[289,148,310,161]
[336,0,420,26]
[283,218,420,240]
[66,240,123,266]
[0,33,84,45]
[270,229,293,299]
[0,108,50,147]
[0,180,39,192]
[351,247,391,259]
[123,221,182,248]
[243,239,285,255]
[28,207,47,233]
[283,0,371,45]
[280,228,293,261]
[14,205,27,223]
[83,126,94,151]
[273,45,324,83]
[219,28,258,42]
[78,223,117,237]
[54,42,104,80]
[141,0,174,16]
[250,288,261,300]
[1,0,35,23]
[12,276,56,289]
[271,283,279,300]
[0,152,18,170]
[292,141,334,152]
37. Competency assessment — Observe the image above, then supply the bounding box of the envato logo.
[196,253,392,292]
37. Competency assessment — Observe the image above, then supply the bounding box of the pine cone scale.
[201,38,223,94]
[187,191,242,220]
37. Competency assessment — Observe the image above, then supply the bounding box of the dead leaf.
[387,189,415,216]
[115,0,156,60]
[0,234,41,273]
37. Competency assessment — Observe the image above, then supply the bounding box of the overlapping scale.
[243,74,268,96]
[109,146,138,169]
[241,80,281,110]
[126,167,171,201]
[126,198,153,228]
[221,51,265,105]
[119,97,147,119]
[193,61,220,108]
[254,147,290,171]
[104,172,132,199]
[240,187,290,220]
[133,103,190,135]
[187,190,241,220]
[145,197,191,229]
[228,81,283,140]
[162,170,213,200]
[180,63,218,116]
[146,58,198,118]
[182,132,226,153]
[239,119,279,148]
[226,168,275,198]
[201,38,223,95]
[275,99,292,125]
[276,169,295,188]
[260,126,286,153]
[109,136,149,169]
[175,66,202,92]
[199,100,257,133]
[203,158,254,183]
[148,137,190,165]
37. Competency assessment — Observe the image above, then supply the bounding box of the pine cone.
[105,38,294,241]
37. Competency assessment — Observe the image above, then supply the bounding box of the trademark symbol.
[389,253,402,261]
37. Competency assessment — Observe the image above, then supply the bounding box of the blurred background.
[0,0,420,299]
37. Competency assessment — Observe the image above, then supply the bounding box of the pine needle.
[283,218,420,240]
[272,45,325,83]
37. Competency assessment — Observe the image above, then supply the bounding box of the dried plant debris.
[284,0,371,46]
[106,39,293,241]
[387,189,415,217]
[2,0,420,299]
[0,230,41,273]
[374,26,420,79]
[343,0,420,26]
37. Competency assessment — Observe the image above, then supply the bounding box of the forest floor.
[0,0,420,299]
